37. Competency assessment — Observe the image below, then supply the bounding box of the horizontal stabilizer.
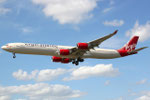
[127,47,148,54]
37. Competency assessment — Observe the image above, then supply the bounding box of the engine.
[61,58,70,63]
[52,56,71,64]
[59,49,70,55]
[77,43,89,49]
[52,56,62,62]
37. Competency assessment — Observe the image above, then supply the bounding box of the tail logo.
[125,44,136,51]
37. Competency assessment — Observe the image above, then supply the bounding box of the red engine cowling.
[61,58,70,63]
[52,56,62,62]
[59,49,70,55]
[77,43,89,49]
[52,56,71,64]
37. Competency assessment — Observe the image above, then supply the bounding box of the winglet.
[113,30,118,35]
[108,30,118,38]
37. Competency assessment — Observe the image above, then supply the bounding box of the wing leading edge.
[88,30,118,49]
[70,30,118,57]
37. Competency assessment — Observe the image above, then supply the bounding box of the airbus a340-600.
[1,30,147,65]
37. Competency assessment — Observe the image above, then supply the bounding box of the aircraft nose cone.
[1,46,7,50]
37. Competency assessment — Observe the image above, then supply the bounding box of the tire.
[13,56,16,58]
[75,61,79,66]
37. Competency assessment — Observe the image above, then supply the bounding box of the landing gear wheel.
[75,61,79,66]
[72,61,75,64]
[13,53,16,58]
[13,55,16,58]
[72,59,75,64]
[77,58,84,62]
[78,59,84,62]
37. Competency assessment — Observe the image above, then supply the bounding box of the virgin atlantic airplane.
[1,30,147,65]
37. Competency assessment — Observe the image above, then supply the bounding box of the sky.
[0,0,150,100]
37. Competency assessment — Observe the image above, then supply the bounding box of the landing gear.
[75,61,79,66]
[71,58,84,66]
[72,59,76,64]
[78,58,84,62]
[13,53,16,58]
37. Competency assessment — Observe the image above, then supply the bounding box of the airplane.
[1,30,148,65]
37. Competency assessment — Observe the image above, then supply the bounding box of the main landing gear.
[72,58,84,66]
[13,53,16,58]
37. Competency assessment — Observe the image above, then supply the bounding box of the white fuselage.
[1,43,121,59]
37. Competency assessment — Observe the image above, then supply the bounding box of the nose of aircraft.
[1,46,7,50]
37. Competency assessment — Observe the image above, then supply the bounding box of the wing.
[70,30,118,57]
[88,30,118,49]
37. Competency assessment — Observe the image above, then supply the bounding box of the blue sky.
[0,0,150,100]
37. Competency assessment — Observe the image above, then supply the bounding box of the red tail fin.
[121,36,139,52]
[117,36,139,57]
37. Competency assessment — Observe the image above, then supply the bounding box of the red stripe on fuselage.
[117,49,128,57]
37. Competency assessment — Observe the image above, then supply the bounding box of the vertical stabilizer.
[121,36,139,52]
[117,36,139,57]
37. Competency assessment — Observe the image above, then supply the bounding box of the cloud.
[0,7,10,14]
[136,96,150,100]
[32,0,98,24]
[63,64,119,81]
[103,20,124,27]
[0,0,6,3]
[135,91,150,100]
[104,80,110,86]
[126,21,150,42]
[13,69,38,81]
[102,7,113,13]
[13,68,68,82]
[0,83,84,100]
[116,97,124,100]
[36,68,68,82]
[108,96,124,100]
[0,95,10,100]
[136,79,147,85]
[0,0,10,15]
[110,0,115,5]
[17,99,27,100]
[13,24,34,35]
[102,0,115,13]
[22,27,33,33]
[13,64,119,82]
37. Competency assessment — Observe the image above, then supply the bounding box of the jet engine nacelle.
[52,56,71,64]
[77,43,89,49]
[61,58,70,63]
[59,49,71,55]
[52,56,62,62]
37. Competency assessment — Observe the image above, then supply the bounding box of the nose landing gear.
[13,53,16,58]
